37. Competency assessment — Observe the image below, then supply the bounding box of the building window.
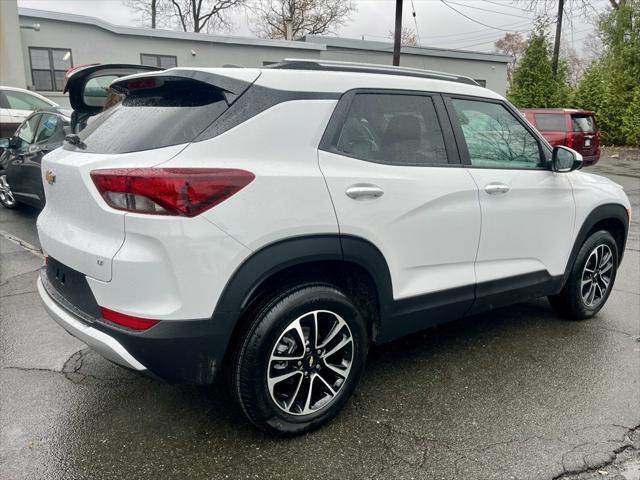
[474,79,487,87]
[29,47,73,91]
[140,54,178,69]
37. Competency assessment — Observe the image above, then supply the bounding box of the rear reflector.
[90,168,254,217]
[100,307,160,331]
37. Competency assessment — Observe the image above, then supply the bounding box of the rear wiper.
[65,134,87,150]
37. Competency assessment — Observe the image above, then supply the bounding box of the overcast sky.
[17,0,610,54]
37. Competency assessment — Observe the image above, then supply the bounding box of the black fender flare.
[561,203,629,284]
[213,234,394,316]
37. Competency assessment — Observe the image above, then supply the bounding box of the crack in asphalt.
[0,267,41,287]
[553,425,640,479]
[0,289,38,299]
[4,348,136,385]
[0,229,44,258]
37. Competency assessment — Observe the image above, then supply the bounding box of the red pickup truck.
[521,108,601,166]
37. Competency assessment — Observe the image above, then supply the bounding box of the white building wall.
[319,49,508,95]
[1,0,27,88]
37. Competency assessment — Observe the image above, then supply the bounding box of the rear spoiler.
[110,68,261,105]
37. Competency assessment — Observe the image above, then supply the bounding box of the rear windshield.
[71,78,229,154]
[534,113,566,132]
[572,115,596,133]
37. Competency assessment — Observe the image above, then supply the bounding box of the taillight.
[100,307,159,331]
[90,168,254,217]
[565,132,575,149]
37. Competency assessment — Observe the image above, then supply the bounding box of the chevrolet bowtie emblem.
[45,170,56,185]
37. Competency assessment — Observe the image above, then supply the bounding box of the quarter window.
[534,113,566,132]
[451,99,543,169]
[140,54,178,68]
[335,93,448,166]
[29,48,73,91]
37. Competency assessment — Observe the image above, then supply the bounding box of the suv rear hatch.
[569,112,599,157]
[38,68,259,282]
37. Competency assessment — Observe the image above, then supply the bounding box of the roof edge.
[18,7,325,51]
[303,35,513,63]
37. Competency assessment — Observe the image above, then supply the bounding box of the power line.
[410,0,422,46]
[438,0,527,32]
[445,0,534,19]
[480,0,532,12]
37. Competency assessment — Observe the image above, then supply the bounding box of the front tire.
[232,283,368,435]
[549,230,619,320]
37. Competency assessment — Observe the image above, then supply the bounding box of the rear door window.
[334,93,449,166]
[534,113,566,132]
[572,115,596,132]
[73,77,231,154]
[34,114,66,146]
[16,114,41,145]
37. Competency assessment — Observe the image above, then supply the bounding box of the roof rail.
[267,58,479,86]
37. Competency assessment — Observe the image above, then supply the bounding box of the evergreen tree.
[573,3,639,145]
[508,27,570,108]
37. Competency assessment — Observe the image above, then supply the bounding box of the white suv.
[37,60,630,435]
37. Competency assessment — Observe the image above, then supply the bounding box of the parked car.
[37,60,630,435]
[522,108,601,166]
[0,109,70,209]
[0,86,62,138]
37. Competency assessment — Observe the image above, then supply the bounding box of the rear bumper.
[581,154,600,166]
[38,277,146,371]
[38,272,237,384]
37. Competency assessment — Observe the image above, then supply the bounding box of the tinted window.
[335,93,448,166]
[452,99,542,169]
[4,91,51,110]
[572,115,596,132]
[534,113,566,132]
[73,78,229,154]
[34,114,65,146]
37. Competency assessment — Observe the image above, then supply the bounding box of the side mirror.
[0,138,8,149]
[8,136,21,149]
[552,145,582,172]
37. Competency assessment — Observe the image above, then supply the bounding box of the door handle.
[345,184,384,200]
[484,183,510,195]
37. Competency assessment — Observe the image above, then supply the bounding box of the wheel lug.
[304,372,309,377]
[297,360,302,366]
[315,364,321,370]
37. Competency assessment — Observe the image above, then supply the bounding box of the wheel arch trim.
[213,234,394,316]
[563,203,629,283]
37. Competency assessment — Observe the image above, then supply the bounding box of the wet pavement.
[1,156,639,480]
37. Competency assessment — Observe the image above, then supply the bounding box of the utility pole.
[551,0,564,76]
[393,0,403,66]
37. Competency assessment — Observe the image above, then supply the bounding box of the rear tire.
[0,174,19,209]
[548,230,618,320]
[231,283,368,435]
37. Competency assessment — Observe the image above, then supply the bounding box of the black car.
[0,64,160,210]
[0,109,70,209]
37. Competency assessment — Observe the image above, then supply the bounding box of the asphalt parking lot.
[1,157,639,480]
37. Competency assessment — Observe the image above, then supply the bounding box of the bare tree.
[168,0,247,32]
[251,0,356,40]
[124,0,172,29]
[387,27,418,47]
[125,0,246,32]
[495,32,525,87]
